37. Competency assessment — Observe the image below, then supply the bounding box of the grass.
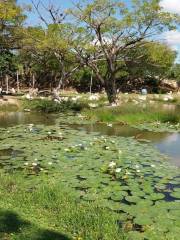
[21,99,89,113]
[84,104,180,125]
[0,171,123,240]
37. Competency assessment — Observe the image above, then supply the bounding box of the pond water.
[0,111,180,166]
[0,111,56,127]
[73,123,180,167]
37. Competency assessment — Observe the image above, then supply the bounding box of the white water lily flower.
[118,150,122,154]
[151,164,155,168]
[105,146,110,150]
[32,163,38,166]
[78,144,83,147]
[107,123,113,127]
[48,131,52,134]
[48,162,53,165]
[136,170,141,173]
[109,161,116,168]
[24,162,29,166]
[115,168,122,173]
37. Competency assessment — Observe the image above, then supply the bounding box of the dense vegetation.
[0,0,179,103]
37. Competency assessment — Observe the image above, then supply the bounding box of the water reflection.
[0,112,55,127]
[73,123,180,167]
[156,133,180,167]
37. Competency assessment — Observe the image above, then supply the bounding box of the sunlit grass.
[0,171,123,240]
[85,104,180,125]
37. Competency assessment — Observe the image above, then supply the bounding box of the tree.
[70,0,179,103]
[20,23,81,90]
[168,64,180,82]
[0,0,25,91]
[125,41,176,81]
[0,0,26,51]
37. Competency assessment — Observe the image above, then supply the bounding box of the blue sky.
[17,0,180,62]
[17,0,74,26]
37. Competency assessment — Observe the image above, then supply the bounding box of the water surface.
[0,111,179,166]
[72,123,180,167]
[0,111,56,127]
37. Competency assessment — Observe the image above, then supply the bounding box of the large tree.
[20,23,81,89]
[0,0,25,50]
[0,0,25,89]
[70,0,179,103]
[125,41,176,81]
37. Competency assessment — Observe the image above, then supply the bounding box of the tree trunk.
[90,70,93,94]
[32,74,36,89]
[105,78,117,104]
[17,70,20,93]
[5,74,9,94]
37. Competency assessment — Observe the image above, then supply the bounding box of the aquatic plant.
[0,117,179,239]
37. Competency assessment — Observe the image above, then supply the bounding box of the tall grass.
[85,104,180,125]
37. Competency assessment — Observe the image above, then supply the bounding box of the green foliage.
[125,41,176,81]
[168,64,180,81]
[0,50,19,76]
[0,0,25,50]
[22,99,89,113]
[85,103,180,125]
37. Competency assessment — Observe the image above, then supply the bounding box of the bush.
[22,99,89,113]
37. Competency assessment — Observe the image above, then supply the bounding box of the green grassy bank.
[84,104,180,125]
[0,171,122,240]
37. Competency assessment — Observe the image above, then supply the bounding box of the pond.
[73,123,180,167]
[0,110,179,239]
[0,111,56,127]
[0,111,180,167]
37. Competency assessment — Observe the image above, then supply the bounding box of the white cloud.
[160,0,180,14]
[163,30,180,62]
[164,30,180,47]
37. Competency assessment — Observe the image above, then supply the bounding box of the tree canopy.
[0,0,179,101]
